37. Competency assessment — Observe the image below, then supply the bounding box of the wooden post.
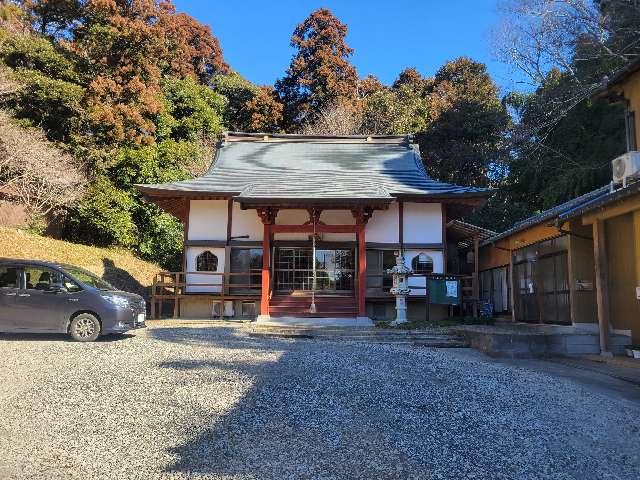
[473,236,480,317]
[357,224,366,317]
[182,199,190,272]
[442,205,447,275]
[635,211,640,344]
[593,219,611,356]
[151,274,157,319]
[172,272,180,319]
[226,198,233,242]
[179,199,190,320]
[398,201,404,252]
[425,274,430,324]
[509,252,516,323]
[261,223,271,317]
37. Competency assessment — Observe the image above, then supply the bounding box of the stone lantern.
[386,253,412,325]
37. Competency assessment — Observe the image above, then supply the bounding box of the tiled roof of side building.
[482,185,612,246]
[601,57,640,91]
[137,132,488,201]
[557,180,640,222]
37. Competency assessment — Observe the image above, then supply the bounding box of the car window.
[63,276,82,293]
[0,266,18,288]
[62,265,116,291]
[24,267,63,291]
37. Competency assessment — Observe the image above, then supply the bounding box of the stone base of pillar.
[600,350,614,358]
[256,315,271,323]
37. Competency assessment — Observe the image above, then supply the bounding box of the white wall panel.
[231,203,263,241]
[274,209,308,240]
[322,210,356,241]
[273,209,357,241]
[321,210,355,225]
[188,200,227,241]
[404,249,444,296]
[403,202,442,244]
[185,246,225,293]
[366,202,399,243]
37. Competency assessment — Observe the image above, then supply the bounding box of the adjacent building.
[478,59,640,352]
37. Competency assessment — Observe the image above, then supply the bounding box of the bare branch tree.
[0,110,87,218]
[494,0,640,143]
[494,0,640,88]
[300,102,363,136]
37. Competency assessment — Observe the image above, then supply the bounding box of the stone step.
[247,326,469,347]
[250,326,447,336]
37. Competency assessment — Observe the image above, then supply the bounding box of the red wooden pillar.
[357,223,366,317]
[257,207,277,318]
[261,223,271,316]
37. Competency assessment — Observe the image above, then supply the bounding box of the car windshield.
[63,266,117,291]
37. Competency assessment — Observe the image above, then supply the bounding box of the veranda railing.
[150,271,261,319]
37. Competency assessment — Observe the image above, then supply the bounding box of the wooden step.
[270,308,357,316]
[270,299,356,306]
[270,294,356,317]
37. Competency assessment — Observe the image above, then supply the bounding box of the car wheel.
[69,313,101,342]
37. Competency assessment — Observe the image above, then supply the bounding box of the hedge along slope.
[0,227,160,299]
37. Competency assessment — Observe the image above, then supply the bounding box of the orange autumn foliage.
[26,0,228,146]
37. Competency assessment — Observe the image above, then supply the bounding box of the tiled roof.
[137,133,487,202]
[601,57,640,91]
[483,185,612,245]
[557,181,640,222]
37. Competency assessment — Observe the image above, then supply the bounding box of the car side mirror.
[47,283,66,294]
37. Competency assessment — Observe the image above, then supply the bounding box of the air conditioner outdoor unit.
[612,151,640,186]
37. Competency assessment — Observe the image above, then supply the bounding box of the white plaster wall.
[404,249,444,296]
[366,202,399,243]
[185,246,225,293]
[188,200,228,241]
[403,202,442,244]
[321,210,355,225]
[272,209,357,241]
[322,209,356,241]
[231,203,263,241]
[274,209,308,241]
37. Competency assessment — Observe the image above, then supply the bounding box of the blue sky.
[173,0,523,94]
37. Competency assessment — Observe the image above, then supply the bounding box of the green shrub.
[135,206,183,270]
[68,176,137,247]
[0,32,79,82]
[157,76,226,142]
[9,69,84,140]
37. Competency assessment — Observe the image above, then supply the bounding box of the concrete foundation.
[453,324,630,358]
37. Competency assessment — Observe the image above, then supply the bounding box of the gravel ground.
[1,325,639,480]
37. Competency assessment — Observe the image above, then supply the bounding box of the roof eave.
[223,131,413,144]
[135,184,237,199]
[235,197,393,208]
[594,58,640,98]
[557,182,640,223]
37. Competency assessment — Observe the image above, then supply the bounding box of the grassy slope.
[0,227,160,298]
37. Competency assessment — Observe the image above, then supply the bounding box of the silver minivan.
[0,258,146,342]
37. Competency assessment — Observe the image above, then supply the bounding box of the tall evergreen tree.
[275,8,359,131]
[419,57,509,189]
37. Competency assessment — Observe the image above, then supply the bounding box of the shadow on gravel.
[0,332,134,342]
[148,326,283,351]
[146,326,640,480]
[149,326,435,479]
